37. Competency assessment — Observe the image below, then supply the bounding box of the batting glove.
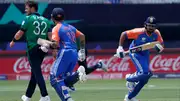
[116,46,125,58]
[40,43,49,53]
[78,49,86,62]
[155,44,164,53]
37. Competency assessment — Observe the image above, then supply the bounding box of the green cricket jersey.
[20,13,51,51]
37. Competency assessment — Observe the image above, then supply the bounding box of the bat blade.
[141,41,160,51]
[37,38,53,46]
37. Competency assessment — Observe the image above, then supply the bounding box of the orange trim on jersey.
[52,23,62,42]
[75,30,82,38]
[125,28,145,39]
[155,29,164,44]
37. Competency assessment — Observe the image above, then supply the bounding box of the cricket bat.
[37,38,58,49]
[37,38,53,46]
[115,41,160,58]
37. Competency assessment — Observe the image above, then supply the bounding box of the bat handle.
[124,50,130,55]
[114,50,130,58]
[120,50,130,58]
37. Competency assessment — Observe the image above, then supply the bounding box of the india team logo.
[142,37,146,42]
[150,17,154,23]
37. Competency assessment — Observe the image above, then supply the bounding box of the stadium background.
[0,0,179,101]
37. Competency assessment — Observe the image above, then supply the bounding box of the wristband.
[12,38,18,42]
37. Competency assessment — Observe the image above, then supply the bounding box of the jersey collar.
[31,12,40,16]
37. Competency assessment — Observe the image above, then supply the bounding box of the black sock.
[64,72,79,87]
[85,63,101,75]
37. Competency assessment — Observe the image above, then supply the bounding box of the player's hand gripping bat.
[114,41,160,58]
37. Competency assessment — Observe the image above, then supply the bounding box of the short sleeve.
[125,28,144,39]
[20,16,29,32]
[48,20,55,32]
[125,29,138,39]
[76,30,82,38]
[52,26,60,42]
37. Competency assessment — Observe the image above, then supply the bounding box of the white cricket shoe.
[126,81,136,92]
[124,94,140,101]
[21,95,31,101]
[98,60,108,72]
[131,97,140,101]
[77,66,87,82]
[39,96,51,101]
[124,95,131,101]
[67,98,74,101]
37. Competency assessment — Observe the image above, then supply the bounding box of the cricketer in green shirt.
[20,13,51,51]
[10,1,51,100]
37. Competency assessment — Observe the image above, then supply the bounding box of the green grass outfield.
[0,79,179,101]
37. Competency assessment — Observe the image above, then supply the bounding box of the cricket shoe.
[124,95,140,101]
[77,66,87,82]
[98,60,108,72]
[39,96,51,101]
[67,98,74,101]
[68,86,76,93]
[131,97,140,101]
[21,95,31,101]
[126,81,136,92]
[124,95,131,101]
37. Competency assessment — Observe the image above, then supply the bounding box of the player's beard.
[26,9,35,15]
[147,30,154,34]
[145,27,155,35]
[27,13,30,15]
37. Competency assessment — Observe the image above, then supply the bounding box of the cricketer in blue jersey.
[116,16,164,101]
[50,8,87,101]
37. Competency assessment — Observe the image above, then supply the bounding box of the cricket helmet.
[51,8,65,21]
